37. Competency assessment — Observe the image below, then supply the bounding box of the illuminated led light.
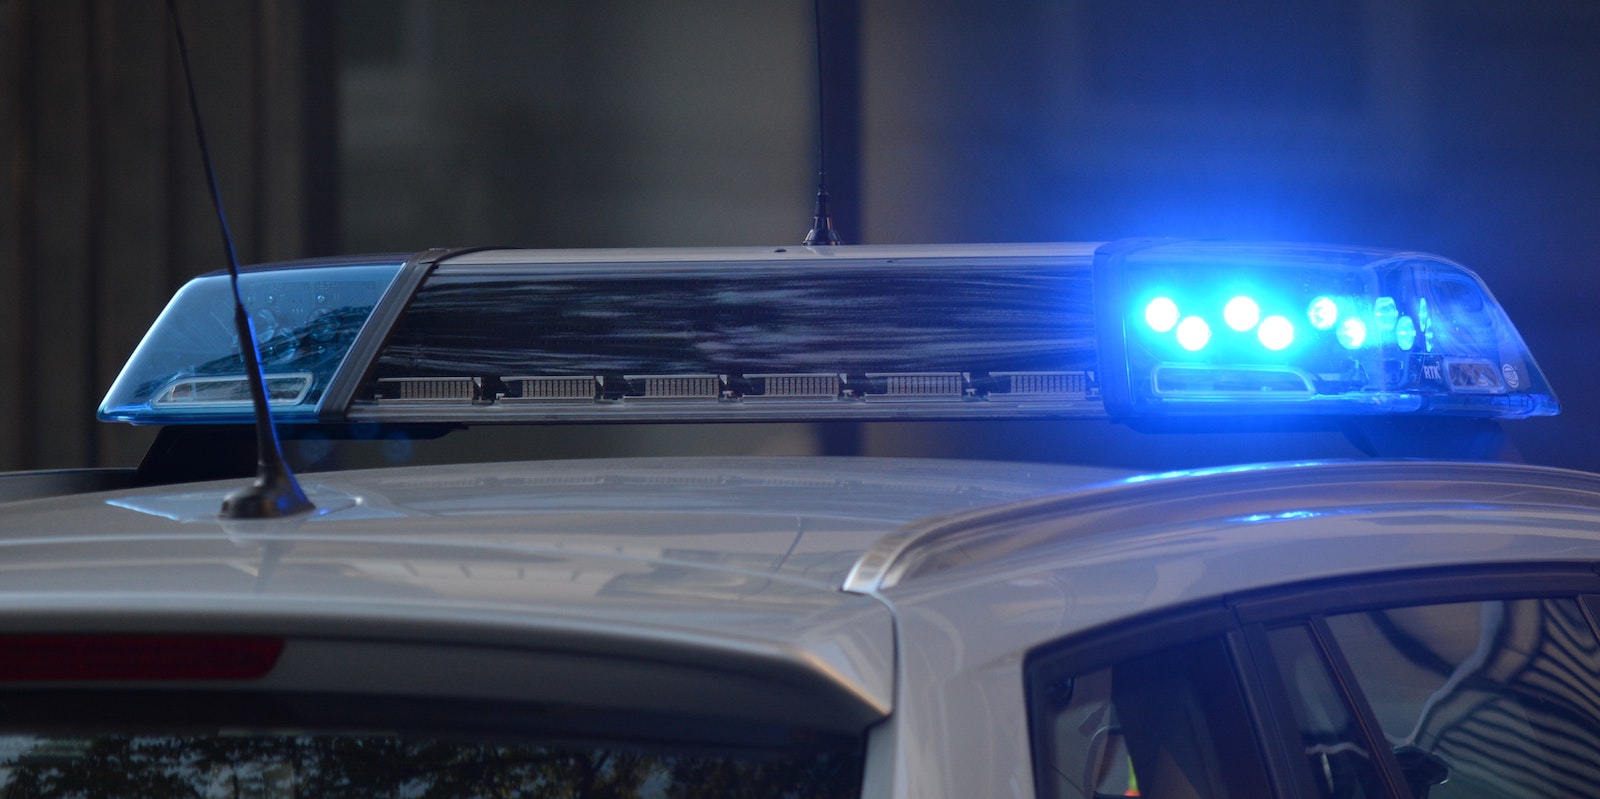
[1257,315,1294,351]
[1223,296,1260,332]
[1336,317,1368,350]
[1307,296,1338,331]
[1396,316,1417,351]
[1145,297,1179,333]
[1176,316,1211,351]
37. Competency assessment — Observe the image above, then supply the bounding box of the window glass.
[0,733,863,799]
[1035,636,1270,799]
[1324,597,1600,798]
[1264,625,1387,798]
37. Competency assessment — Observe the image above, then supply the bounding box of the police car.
[0,239,1594,799]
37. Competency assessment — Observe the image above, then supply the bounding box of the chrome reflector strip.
[378,377,476,402]
[628,375,722,400]
[503,376,599,402]
[992,371,1090,399]
[870,373,965,400]
[747,373,844,400]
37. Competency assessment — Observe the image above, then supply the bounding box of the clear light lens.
[1307,296,1338,331]
[1418,297,1433,352]
[1396,315,1417,351]
[1257,315,1294,351]
[1145,297,1179,333]
[1176,316,1211,351]
[1374,296,1398,333]
[1223,296,1260,332]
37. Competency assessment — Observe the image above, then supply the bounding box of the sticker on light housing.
[1093,240,1558,418]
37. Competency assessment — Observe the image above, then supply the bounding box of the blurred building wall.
[337,0,817,253]
[1,0,335,471]
[4,0,1599,471]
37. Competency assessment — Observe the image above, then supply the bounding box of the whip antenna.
[803,0,843,246]
[165,0,314,519]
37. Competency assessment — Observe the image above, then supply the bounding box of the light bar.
[1094,240,1558,418]
[97,242,1556,427]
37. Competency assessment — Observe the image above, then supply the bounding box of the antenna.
[165,0,314,519]
[803,0,843,246]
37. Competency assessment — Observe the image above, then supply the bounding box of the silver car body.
[5,455,1600,798]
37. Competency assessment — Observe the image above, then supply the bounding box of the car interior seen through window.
[1031,574,1600,799]
[1318,598,1600,797]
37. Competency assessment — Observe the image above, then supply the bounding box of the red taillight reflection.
[0,635,284,681]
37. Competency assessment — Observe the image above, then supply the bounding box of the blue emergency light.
[98,261,406,424]
[1093,239,1557,418]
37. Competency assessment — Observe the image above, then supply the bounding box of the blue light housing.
[98,262,406,424]
[1094,240,1558,418]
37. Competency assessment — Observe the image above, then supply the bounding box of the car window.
[1262,624,1389,798]
[1033,635,1272,799]
[1318,597,1600,798]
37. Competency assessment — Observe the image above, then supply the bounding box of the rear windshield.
[0,690,863,799]
[0,733,862,798]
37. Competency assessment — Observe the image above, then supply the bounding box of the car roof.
[866,459,1600,662]
[0,456,1126,592]
[0,456,1128,715]
[10,455,1600,644]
